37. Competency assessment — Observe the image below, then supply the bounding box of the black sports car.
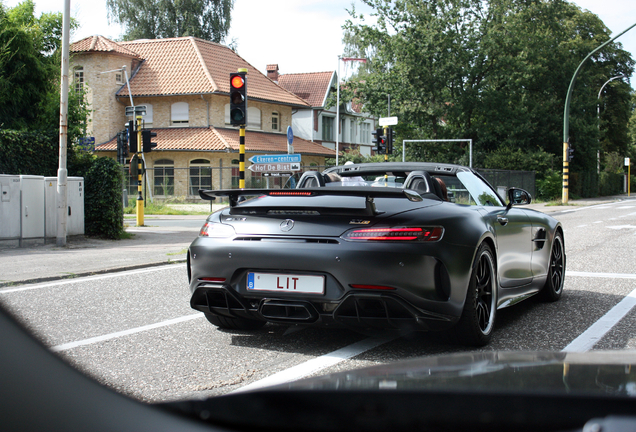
[188,162,565,346]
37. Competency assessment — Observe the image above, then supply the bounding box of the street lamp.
[597,75,627,173]
[562,21,636,204]
[335,56,367,166]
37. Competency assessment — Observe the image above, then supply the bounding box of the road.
[1,201,636,403]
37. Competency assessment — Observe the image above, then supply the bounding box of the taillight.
[200,277,226,283]
[343,226,443,242]
[199,222,236,238]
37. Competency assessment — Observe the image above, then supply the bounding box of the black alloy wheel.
[455,243,497,346]
[539,232,565,302]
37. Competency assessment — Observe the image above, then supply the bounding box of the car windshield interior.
[329,171,502,206]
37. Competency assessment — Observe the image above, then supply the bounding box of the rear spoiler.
[199,187,429,216]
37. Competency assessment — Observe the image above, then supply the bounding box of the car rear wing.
[199,187,429,217]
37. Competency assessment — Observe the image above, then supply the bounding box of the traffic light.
[372,127,386,154]
[142,130,157,152]
[127,120,138,153]
[567,146,574,162]
[387,127,396,154]
[229,72,247,126]
[117,131,129,164]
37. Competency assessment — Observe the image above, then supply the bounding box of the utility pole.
[56,0,71,247]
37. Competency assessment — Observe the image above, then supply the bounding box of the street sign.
[625,157,631,166]
[249,154,301,164]
[379,116,398,126]
[248,162,301,173]
[125,105,147,116]
[287,126,294,154]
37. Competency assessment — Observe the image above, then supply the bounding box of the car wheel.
[539,232,565,302]
[455,243,497,346]
[204,313,266,330]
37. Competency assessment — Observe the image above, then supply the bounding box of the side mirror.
[507,188,532,209]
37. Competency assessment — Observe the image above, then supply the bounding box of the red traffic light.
[231,75,245,89]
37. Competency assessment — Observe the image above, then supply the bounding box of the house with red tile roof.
[70,35,335,199]
[271,65,376,157]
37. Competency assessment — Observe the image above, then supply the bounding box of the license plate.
[247,272,325,294]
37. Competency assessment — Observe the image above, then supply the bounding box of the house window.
[231,167,239,188]
[247,106,261,129]
[189,159,212,196]
[349,120,356,143]
[361,123,370,144]
[171,102,189,126]
[74,67,84,92]
[115,72,123,84]
[153,159,174,196]
[322,117,334,141]
[272,112,279,131]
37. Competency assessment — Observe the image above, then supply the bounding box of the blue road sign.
[287,126,294,145]
[249,154,301,164]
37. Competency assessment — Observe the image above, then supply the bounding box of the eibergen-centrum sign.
[249,154,301,164]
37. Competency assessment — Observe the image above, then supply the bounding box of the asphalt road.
[1,201,636,403]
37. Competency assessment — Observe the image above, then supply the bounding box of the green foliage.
[0,1,85,135]
[598,172,624,196]
[344,0,634,176]
[0,129,58,175]
[84,157,125,239]
[106,0,234,42]
[483,147,555,179]
[536,169,562,201]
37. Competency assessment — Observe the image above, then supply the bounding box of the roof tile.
[97,127,335,157]
[277,71,334,107]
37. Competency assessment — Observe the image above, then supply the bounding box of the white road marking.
[593,221,603,224]
[233,333,399,393]
[575,224,589,228]
[567,271,636,279]
[562,288,636,352]
[607,225,636,230]
[50,313,204,352]
[616,206,635,209]
[0,264,185,294]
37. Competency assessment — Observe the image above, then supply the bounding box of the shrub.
[536,169,562,200]
[84,157,125,239]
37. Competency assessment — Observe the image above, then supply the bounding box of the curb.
[0,258,187,289]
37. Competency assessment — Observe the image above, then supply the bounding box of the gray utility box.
[0,175,45,246]
[0,175,21,240]
[44,177,85,237]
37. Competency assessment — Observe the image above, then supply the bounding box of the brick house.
[270,65,376,156]
[69,36,335,200]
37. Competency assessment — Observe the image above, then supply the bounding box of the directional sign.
[379,116,398,126]
[249,154,301,164]
[248,162,301,173]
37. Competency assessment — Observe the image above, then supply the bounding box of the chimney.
[267,64,279,83]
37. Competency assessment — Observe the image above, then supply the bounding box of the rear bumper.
[190,283,459,331]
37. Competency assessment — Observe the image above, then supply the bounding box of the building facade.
[70,36,335,200]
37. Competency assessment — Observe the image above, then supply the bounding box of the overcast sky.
[3,0,636,81]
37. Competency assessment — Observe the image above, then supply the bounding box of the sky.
[3,0,636,81]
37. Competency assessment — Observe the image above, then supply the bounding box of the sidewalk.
[0,195,633,287]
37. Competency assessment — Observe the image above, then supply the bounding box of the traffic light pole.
[239,126,245,188]
[562,143,570,203]
[136,115,144,226]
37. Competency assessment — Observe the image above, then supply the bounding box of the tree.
[343,0,634,174]
[0,0,86,138]
[106,0,234,42]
